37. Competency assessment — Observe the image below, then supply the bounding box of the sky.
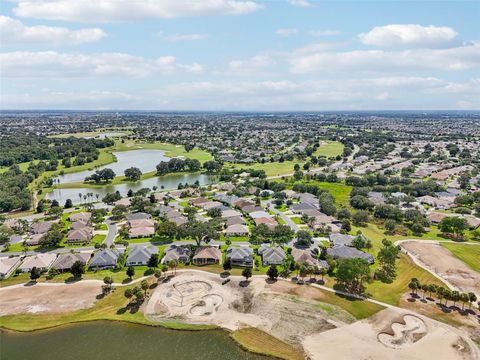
[0,0,479,111]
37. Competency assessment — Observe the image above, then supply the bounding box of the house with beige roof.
[0,256,22,279]
[192,246,222,265]
[19,253,57,272]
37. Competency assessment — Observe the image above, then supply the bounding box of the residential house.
[192,247,222,265]
[30,220,57,235]
[291,248,329,269]
[189,197,210,207]
[222,209,243,219]
[226,247,253,267]
[329,233,354,247]
[68,212,91,224]
[66,227,94,244]
[258,245,286,266]
[226,216,247,227]
[327,246,374,264]
[52,252,92,272]
[126,245,158,266]
[254,217,278,230]
[290,203,316,214]
[0,256,22,279]
[224,224,250,237]
[89,249,120,270]
[126,212,152,221]
[162,245,192,264]
[19,253,57,272]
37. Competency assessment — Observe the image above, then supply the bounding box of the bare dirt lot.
[303,308,479,360]
[401,241,480,296]
[145,271,355,345]
[0,281,102,315]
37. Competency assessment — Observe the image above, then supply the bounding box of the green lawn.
[314,141,344,158]
[366,253,446,306]
[441,243,480,272]
[290,216,303,225]
[229,161,301,177]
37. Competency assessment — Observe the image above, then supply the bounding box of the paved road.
[264,200,300,233]
[104,219,118,246]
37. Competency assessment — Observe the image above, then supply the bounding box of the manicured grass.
[290,216,303,225]
[229,161,301,177]
[314,140,344,158]
[231,327,304,360]
[441,243,480,272]
[310,181,352,208]
[91,234,106,245]
[366,253,446,306]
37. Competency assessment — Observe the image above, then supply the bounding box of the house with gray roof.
[290,203,317,214]
[226,246,253,267]
[327,246,374,264]
[89,249,120,270]
[329,233,354,247]
[258,245,286,266]
[162,245,191,264]
[127,212,152,221]
[52,252,92,272]
[126,245,158,266]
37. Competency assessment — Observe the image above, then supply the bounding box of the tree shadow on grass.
[122,278,133,284]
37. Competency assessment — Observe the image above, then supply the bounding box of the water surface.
[46,173,215,204]
[0,321,271,360]
[57,150,169,183]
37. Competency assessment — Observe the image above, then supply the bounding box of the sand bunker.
[190,294,223,316]
[0,282,102,315]
[401,241,480,296]
[303,308,478,360]
[146,271,357,345]
[378,314,427,348]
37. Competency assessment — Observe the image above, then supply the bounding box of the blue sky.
[1,0,479,110]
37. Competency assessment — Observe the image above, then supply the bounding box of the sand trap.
[190,294,223,316]
[402,241,480,296]
[303,308,477,360]
[0,282,102,315]
[146,271,356,345]
[378,314,427,348]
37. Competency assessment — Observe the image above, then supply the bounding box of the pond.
[57,150,169,184]
[0,321,272,360]
[46,173,216,205]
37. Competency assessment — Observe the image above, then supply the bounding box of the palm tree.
[468,292,477,310]
[451,290,460,307]
[421,284,429,300]
[428,284,437,299]
[78,193,82,203]
[443,289,452,307]
[436,287,445,305]
[460,293,469,310]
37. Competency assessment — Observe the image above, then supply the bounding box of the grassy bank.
[231,327,304,360]
[366,253,446,306]
[441,243,480,272]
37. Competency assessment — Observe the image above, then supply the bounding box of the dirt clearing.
[0,282,102,315]
[401,241,480,296]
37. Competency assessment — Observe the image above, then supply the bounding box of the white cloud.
[12,0,263,22]
[308,30,341,37]
[0,51,203,78]
[157,32,208,42]
[0,15,106,45]
[5,76,477,110]
[276,28,298,37]
[359,24,458,48]
[228,55,275,75]
[289,43,480,73]
[287,0,311,7]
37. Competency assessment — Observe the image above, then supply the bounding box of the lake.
[57,149,169,183]
[46,173,216,204]
[0,321,271,360]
